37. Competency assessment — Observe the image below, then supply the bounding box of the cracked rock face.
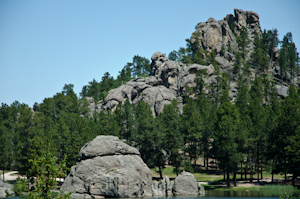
[99,52,215,116]
[60,135,152,198]
[192,8,261,64]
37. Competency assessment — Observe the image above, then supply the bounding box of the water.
[205,190,299,197]
[1,191,299,199]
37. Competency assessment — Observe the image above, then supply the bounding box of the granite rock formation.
[0,178,14,198]
[83,9,299,117]
[60,135,152,199]
[172,172,204,196]
[99,52,215,116]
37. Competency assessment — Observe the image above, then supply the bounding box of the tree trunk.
[233,165,237,186]
[206,156,209,170]
[2,168,4,181]
[285,171,287,182]
[257,168,260,183]
[250,164,253,183]
[158,166,163,179]
[260,166,263,179]
[240,163,243,180]
[257,144,259,183]
[223,170,226,183]
[292,173,296,186]
[272,159,274,182]
[226,171,230,188]
[245,167,247,180]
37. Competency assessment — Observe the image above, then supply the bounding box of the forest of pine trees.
[1,26,300,190]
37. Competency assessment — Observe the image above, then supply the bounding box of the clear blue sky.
[1,0,299,107]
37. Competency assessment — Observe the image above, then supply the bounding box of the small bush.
[13,177,29,196]
[184,161,194,173]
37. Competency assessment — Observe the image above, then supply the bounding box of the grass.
[203,184,260,191]
[150,166,296,193]
[151,166,178,179]
[260,185,298,192]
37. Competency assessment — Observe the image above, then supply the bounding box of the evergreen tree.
[251,34,269,75]
[274,85,300,184]
[114,99,136,144]
[158,100,183,176]
[213,101,240,187]
[236,27,250,59]
[135,101,156,167]
[131,55,151,77]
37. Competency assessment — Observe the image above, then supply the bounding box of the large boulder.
[0,178,14,198]
[60,136,152,198]
[172,172,203,196]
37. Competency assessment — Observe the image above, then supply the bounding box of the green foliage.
[158,100,183,176]
[260,185,297,192]
[207,50,218,71]
[229,21,236,36]
[228,44,232,53]
[220,44,225,56]
[251,34,269,74]
[183,161,194,173]
[233,52,242,75]
[131,55,151,78]
[26,150,71,199]
[168,50,178,61]
[13,177,29,196]
[278,32,299,82]
[80,55,149,101]
[236,27,250,59]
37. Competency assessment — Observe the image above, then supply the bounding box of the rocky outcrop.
[83,9,297,117]
[172,172,204,196]
[152,176,173,196]
[99,52,215,116]
[0,178,14,198]
[152,174,204,197]
[60,135,152,198]
[192,8,261,67]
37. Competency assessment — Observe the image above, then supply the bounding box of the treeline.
[79,55,150,102]
[0,26,300,189]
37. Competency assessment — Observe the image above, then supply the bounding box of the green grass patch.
[260,185,298,192]
[202,184,259,191]
[150,167,178,178]
[193,173,223,182]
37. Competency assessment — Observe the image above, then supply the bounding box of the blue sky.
[1,0,300,107]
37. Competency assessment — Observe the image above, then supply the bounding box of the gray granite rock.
[172,172,202,196]
[0,178,14,198]
[276,84,289,97]
[61,136,152,198]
